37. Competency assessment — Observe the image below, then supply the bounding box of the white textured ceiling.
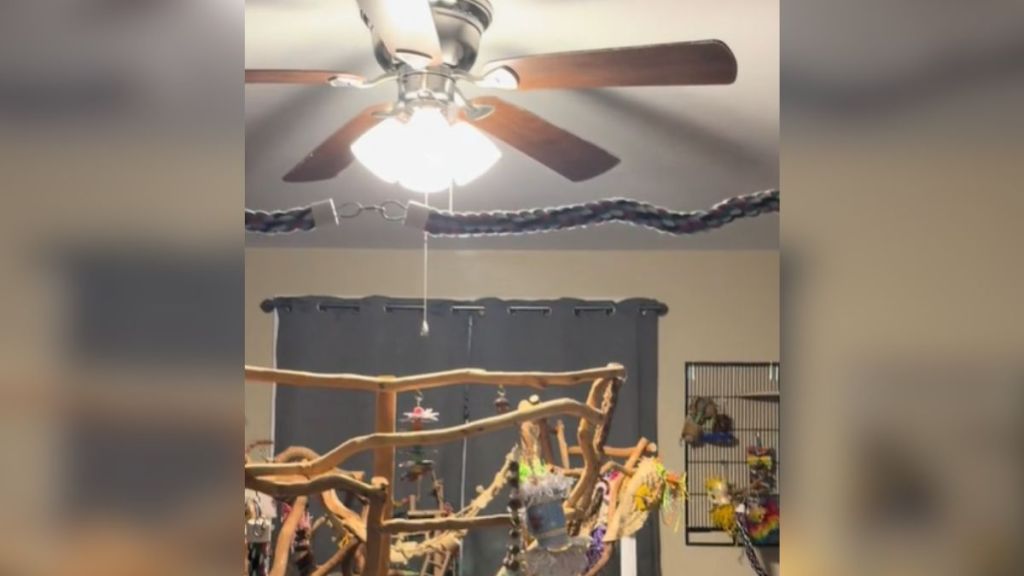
[245,0,779,249]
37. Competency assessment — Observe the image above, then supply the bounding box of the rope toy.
[734,507,771,576]
[244,199,337,234]
[245,189,779,236]
[410,190,779,237]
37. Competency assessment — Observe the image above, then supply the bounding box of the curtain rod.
[260,299,668,316]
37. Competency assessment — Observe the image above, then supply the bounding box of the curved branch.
[313,535,363,576]
[382,514,511,534]
[583,541,616,576]
[247,399,602,478]
[566,379,609,516]
[273,446,365,480]
[245,363,625,393]
[363,478,391,576]
[246,471,386,500]
[570,443,658,459]
[323,490,368,542]
[390,450,516,563]
[270,496,308,576]
[270,445,370,542]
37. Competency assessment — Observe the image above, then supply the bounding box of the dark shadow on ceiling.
[577,88,776,176]
[244,58,364,172]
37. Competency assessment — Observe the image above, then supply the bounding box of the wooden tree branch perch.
[569,443,659,459]
[565,378,609,517]
[583,540,616,576]
[555,419,571,469]
[245,364,625,393]
[389,450,516,564]
[593,377,622,455]
[246,471,385,500]
[311,538,357,576]
[269,496,308,576]
[381,514,511,534]
[323,490,368,542]
[246,399,602,478]
[241,364,658,576]
[274,446,365,480]
[363,477,391,576]
[266,444,370,546]
[602,438,651,543]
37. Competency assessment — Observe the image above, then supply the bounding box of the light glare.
[351,106,502,193]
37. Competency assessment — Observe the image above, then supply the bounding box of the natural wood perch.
[602,438,651,543]
[555,419,571,469]
[569,443,659,459]
[246,471,385,500]
[363,478,391,576]
[565,378,609,516]
[245,363,625,393]
[246,398,603,479]
[381,514,511,534]
[270,496,308,576]
[390,449,516,564]
[323,490,368,542]
[242,364,653,576]
[270,446,370,542]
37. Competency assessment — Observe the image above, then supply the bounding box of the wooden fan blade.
[481,40,737,91]
[283,104,390,183]
[246,70,366,85]
[356,0,442,68]
[468,96,619,182]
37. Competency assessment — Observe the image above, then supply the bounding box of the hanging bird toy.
[494,385,512,414]
[681,397,738,446]
[399,391,440,482]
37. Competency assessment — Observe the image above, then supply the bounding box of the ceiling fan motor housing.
[363,0,493,72]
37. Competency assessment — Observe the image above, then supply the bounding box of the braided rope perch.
[416,189,779,237]
[245,199,337,235]
[244,190,779,237]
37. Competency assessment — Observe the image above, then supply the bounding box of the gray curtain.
[266,296,666,576]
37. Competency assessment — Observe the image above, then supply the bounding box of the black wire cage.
[683,362,780,547]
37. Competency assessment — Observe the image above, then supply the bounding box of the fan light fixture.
[351,106,501,193]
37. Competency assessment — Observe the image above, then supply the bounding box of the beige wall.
[246,247,780,575]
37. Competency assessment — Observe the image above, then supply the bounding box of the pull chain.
[420,191,430,337]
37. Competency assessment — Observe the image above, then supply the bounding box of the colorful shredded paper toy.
[399,395,439,483]
[401,404,440,424]
[744,496,780,545]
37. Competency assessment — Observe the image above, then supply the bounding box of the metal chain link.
[245,200,406,234]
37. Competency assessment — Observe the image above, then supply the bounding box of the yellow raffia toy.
[705,476,738,535]
[660,468,686,533]
[614,458,688,538]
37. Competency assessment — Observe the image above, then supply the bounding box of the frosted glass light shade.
[449,121,501,186]
[398,108,456,193]
[350,106,502,193]
[350,117,408,184]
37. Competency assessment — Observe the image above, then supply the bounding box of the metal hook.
[335,200,407,222]
[415,389,424,407]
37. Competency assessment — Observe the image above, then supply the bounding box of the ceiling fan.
[246,0,738,188]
